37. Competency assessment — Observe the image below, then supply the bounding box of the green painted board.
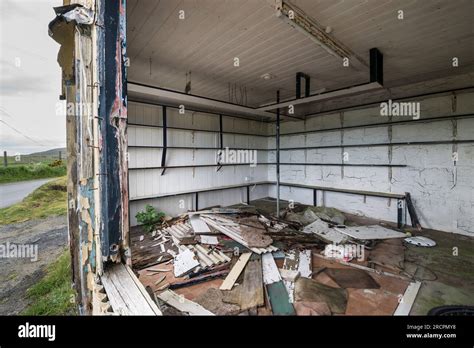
[267,281,296,315]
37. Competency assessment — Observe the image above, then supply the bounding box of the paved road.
[0,178,54,208]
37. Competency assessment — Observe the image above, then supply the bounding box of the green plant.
[135,204,165,232]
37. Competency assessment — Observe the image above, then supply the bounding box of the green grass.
[0,162,66,184]
[0,176,67,225]
[22,249,77,315]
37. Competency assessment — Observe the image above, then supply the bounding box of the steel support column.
[276,90,281,217]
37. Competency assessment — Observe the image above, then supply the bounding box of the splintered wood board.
[393,281,421,315]
[298,250,312,278]
[190,215,211,233]
[304,219,349,244]
[174,249,200,277]
[240,259,264,310]
[157,290,215,315]
[262,252,282,285]
[335,225,406,240]
[266,281,295,315]
[220,252,252,290]
[101,263,162,315]
[200,235,218,245]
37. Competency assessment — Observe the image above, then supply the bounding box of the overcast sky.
[0,0,64,155]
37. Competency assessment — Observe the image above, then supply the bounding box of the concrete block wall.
[268,90,474,235]
[128,101,272,225]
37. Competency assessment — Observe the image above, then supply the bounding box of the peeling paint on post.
[98,0,129,263]
[49,0,129,314]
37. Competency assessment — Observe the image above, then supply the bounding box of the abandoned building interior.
[53,0,474,315]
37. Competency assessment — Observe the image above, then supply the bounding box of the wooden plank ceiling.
[127,0,474,108]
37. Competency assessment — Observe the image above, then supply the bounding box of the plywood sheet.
[240,259,264,310]
[157,289,215,315]
[335,225,406,240]
[324,268,380,289]
[295,277,347,314]
[304,219,349,244]
[190,215,211,233]
[266,281,296,315]
[174,249,200,277]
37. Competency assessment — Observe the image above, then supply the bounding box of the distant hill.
[3,148,67,166]
[28,148,66,157]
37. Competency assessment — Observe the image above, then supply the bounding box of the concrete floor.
[240,197,474,315]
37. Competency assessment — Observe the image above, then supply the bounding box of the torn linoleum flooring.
[130,203,421,316]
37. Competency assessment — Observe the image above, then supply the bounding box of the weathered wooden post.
[49,0,129,315]
[3,151,7,167]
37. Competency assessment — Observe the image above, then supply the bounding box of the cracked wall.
[269,90,474,235]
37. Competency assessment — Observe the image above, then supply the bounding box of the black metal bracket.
[370,48,383,85]
[216,114,223,172]
[160,106,168,176]
[296,72,311,99]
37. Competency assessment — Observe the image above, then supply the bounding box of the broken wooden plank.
[101,263,162,315]
[157,290,215,315]
[240,259,264,311]
[261,252,295,315]
[303,219,349,244]
[335,225,406,240]
[201,216,277,254]
[154,275,167,286]
[124,265,163,316]
[220,252,252,290]
[266,281,296,315]
[280,250,311,303]
[190,215,211,233]
[262,252,282,285]
[279,269,300,282]
[313,253,411,281]
[298,250,312,278]
[173,249,200,277]
[200,235,218,245]
[194,288,240,315]
[169,270,229,290]
[393,281,421,315]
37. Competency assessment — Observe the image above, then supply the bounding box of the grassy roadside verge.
[0,176,77,314]
[0,176,67,225]
[22,249,77,315]
[0,163,66,184]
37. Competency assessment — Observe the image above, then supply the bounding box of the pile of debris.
[130,204,428,316]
